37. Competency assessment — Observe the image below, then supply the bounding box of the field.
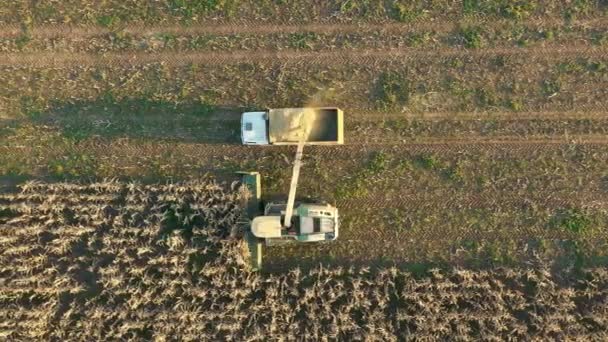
[1,180,608,340]
[1,0,608,338]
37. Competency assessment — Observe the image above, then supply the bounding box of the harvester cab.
[252,198,339,243]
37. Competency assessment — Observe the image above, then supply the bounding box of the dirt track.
[2,46,607,67]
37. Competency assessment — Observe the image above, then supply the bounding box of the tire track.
[2,46,607,67]
[5,134,607,158]
[346,110,608,121]
[18,137,608,162]
[338,191,608,211]
[75,109,608,122]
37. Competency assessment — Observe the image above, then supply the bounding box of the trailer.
[241,107,344,145]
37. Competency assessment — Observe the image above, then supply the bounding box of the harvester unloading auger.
[239,108,343,269]
[250,139,339,243]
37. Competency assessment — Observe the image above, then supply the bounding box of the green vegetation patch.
[168,0,239,20]
[391,1,428,22]
[462,0,537,20]
[414,153,443,170]
[498,0,537,20]
[96,14,121,28]
[549,208,593,234]
[48,153,98,179]
[335,152,390,200]
[406,32,434,47]
[287,32,319,50]
[541,78,562,98]
[373,71,410,110]
[459,26,485,48]
[19,95,45,119]
[557,59,608,74]
[563,0,596,23]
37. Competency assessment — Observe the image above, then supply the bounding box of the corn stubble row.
[1,180,607,340]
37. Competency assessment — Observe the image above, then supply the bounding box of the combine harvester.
[239,108,344,269]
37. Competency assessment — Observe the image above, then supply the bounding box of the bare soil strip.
[1,46,607,67]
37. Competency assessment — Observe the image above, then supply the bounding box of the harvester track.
[2,46,607,67]
[338,191,608,212]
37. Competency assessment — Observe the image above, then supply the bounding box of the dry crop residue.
[1,180,608,340]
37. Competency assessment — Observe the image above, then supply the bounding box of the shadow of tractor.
[26,96,247,144]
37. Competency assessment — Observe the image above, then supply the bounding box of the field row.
[5,105,608,147]
[1,50,607,123]
[2,1,606,25]
[3,122,608,181]
[1,179,607,271]
[3,19,608,37]
[2,21,607,53]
